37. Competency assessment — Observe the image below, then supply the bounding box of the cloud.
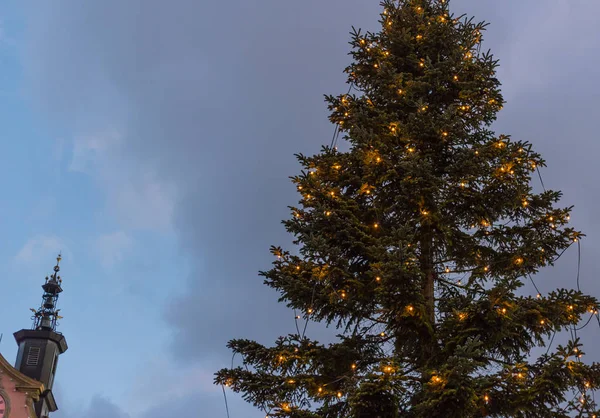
[15,235,72,266]
[125,356,219,415]
[69,131,121,173]
[67,129,177,232]
[94,231,133,269]
[54,395,130,418]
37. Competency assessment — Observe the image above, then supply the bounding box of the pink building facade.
[0,353,44,418]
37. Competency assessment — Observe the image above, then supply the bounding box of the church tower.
[13,254,68,418]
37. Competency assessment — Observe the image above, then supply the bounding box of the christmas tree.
[215,0,600,416]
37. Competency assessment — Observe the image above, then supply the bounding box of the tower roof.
[30,254,65,332]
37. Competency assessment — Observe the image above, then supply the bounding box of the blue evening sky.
[0,1,599,417]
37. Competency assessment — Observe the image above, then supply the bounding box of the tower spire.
[30,254,64,332]
[14,253,69,417]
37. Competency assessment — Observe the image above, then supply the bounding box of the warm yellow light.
[416,34,423,41]
[351,363,356,369]
[288,379,295,384]
[374,223,379,228]
[536,293,541,299]
[484,266,489,272]
[318,387,323,392]
[484,395,489,403]
[325,211,331,216]
[307,308,313,313]
[407,305,414,312]
[337,392,343,398]
[445,267,450,273]
[540,320,545,325]
[408,147,415,153]
[515,257,523,265]
[282,403,291,411]
[384,366,393,373]
[376,276,381,281]
[459,313,466,320]
[398,89,404,95]
[442,131,448,137]
[453,75,459,81]
[380,332,386,337]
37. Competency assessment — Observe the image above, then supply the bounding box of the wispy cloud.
[15,235,72,266]
[94,231,133,269]
[69,131,121,173]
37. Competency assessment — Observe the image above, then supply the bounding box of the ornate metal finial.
[31,255,65,332]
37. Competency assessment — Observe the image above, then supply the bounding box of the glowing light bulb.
[376,276,381,281]
[416,34,423,41]
[374,223,379,228]
[351,364,356,369]
[445,267,450,273]
[453,75,459,81]
[307,308,313,313]
[337,392,342,398]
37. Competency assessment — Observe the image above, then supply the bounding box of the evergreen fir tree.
[215,1,600,416]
